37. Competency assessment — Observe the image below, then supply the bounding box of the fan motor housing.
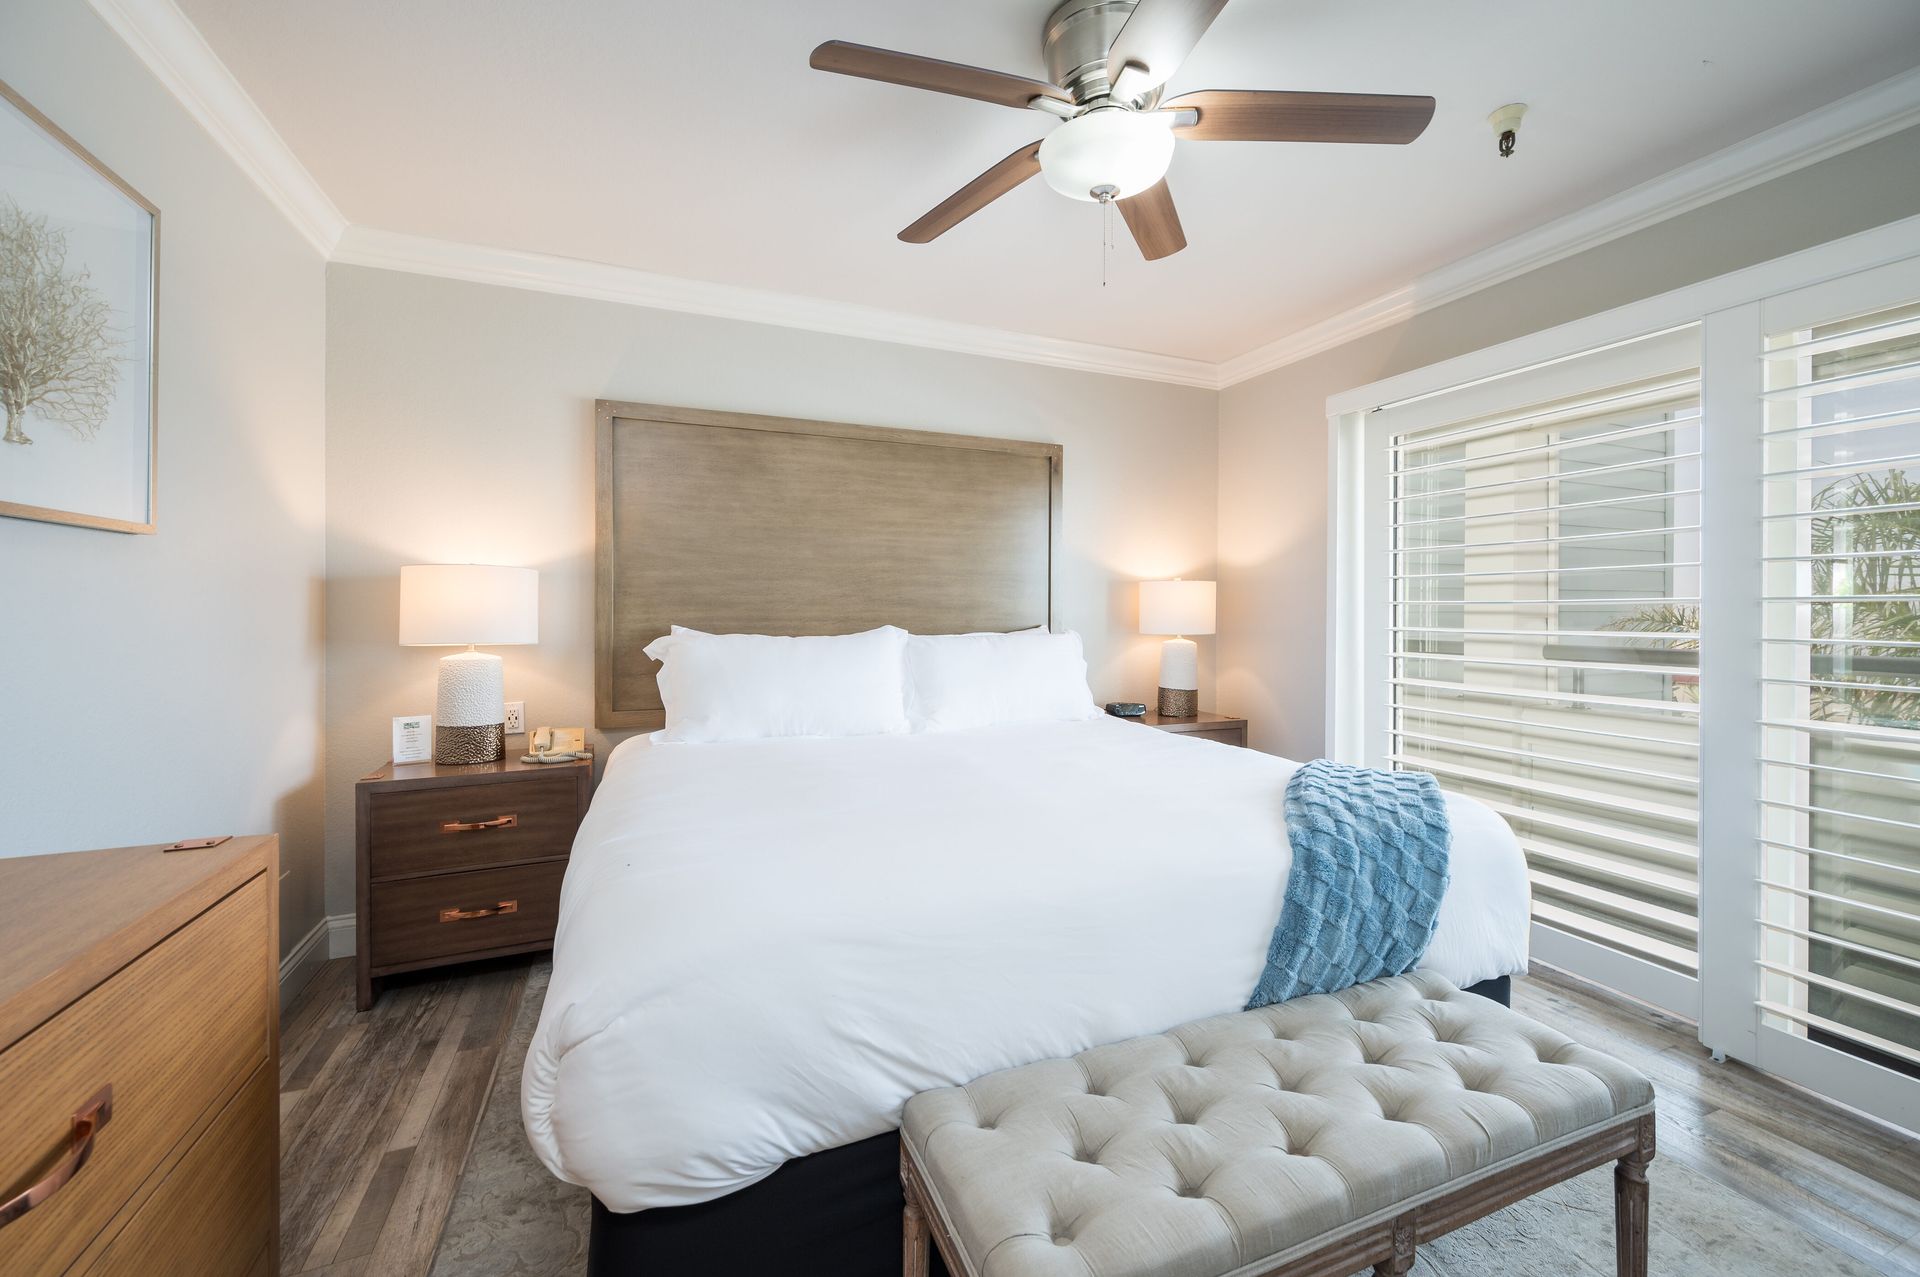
[1044,0,1158,106]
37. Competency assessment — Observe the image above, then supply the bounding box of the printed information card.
[393,714,433,765]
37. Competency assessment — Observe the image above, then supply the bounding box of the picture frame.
[0,77,159,534]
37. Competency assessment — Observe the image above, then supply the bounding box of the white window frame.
[1328,211,1920,1129]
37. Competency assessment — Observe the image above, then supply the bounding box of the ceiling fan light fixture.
[1038,107,1175,202]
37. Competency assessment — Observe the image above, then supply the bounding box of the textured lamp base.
[434,648,507,764]
[1157,636,1199,719]
[1158,686,1197,717]
[434,722,505,765]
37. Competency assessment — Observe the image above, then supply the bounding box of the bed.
[527,402,1530,1275]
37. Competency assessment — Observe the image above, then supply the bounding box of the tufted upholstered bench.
[900,973,1655,1277]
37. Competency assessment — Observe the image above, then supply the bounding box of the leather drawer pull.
[440,900,519,923]
[441,814,518,833]
[0,1086,113,1231]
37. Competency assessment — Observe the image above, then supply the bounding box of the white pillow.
[641,626,911,743]
[904,628,1101,732]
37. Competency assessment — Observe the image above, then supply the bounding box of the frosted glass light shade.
[1140,579,1215,636]
[1038,108,1175,202]
[398,564,539,646]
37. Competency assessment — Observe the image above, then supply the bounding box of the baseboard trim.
[279,913,330,1003]
[327,912,357,960]
[279,913,358,1004]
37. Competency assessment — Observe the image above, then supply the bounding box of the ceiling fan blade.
[1105,0,1231,102]
[1162,90,1436,144]
[899,141,1045,243]
[810,41,1072,112]
[1118,179,1187,261]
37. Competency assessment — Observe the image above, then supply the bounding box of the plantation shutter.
[1758,296,1920,1074]
[1374,328,1704,996]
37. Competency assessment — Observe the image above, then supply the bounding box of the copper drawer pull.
[441,814,518,833]
[440,900,519,923]
[0,1086,112,1231]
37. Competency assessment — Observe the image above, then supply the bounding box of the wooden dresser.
[357,755,591,1009]
[0,836,279,1277]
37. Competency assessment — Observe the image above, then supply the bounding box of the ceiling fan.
[810,0,1436,260]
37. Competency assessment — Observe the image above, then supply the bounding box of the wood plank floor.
[279,956,526,1277]
[280,955,1920,1276]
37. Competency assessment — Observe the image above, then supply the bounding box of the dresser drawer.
[369,860,566,968]
[0,877,269,1276]
[82,1059,274,1277]
[368,774,580,880]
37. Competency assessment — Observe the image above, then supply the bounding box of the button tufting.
[898,974,1658,1277]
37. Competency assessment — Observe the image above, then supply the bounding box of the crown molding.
[1216,65,1920,388]
[89,0,1920,390]
[331,227,1222,388]
[89,0,345,257]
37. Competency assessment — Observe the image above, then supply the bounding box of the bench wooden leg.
[902,1146,932,1277]
[1373,1211,1416,1275]
[1614,1115,1655,1277]
[903,1196,930,1277]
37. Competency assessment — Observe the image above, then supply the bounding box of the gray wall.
[0,2,328,959]
[1216,124,1920,760]
[323,266,1219,918]
[9,0,1918,951]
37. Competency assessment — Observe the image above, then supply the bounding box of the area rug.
[431,961,1880,1277]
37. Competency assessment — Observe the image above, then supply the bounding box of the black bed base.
[589,975,1512,1276]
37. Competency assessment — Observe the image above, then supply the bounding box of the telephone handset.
[524,726,590,763]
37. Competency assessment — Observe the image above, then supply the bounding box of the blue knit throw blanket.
[1246,760,1452,1009]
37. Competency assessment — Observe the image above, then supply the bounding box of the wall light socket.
[504,701,525,734]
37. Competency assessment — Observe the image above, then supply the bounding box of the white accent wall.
[321,265,1219,918]
[0,2,327,962]
[1217,125,1920,761]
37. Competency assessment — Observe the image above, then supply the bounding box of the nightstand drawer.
[1184,727,1247,747]
[368,774,579,880]
[369,861,566,968]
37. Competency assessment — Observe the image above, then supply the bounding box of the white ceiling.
[175,0,1920,364]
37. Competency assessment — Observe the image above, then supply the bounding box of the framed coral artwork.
[0,77,158,533]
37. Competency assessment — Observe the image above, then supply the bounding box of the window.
[1388,370,1702,980]
[1332,224,1920,1129]
[1760,300,1920,1076]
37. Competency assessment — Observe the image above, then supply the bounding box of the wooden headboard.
[594,401,1063,730]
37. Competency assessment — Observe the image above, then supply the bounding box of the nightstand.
[1127,709,1248,748]
[355,753,592,1009]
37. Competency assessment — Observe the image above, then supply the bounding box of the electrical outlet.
[504,701,525,734]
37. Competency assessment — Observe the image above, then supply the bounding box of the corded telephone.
[524,726,590,763]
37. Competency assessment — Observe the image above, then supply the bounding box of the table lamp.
[1139,578,1215,718]
[399,564,539,764]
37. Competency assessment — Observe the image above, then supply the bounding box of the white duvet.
[522,716,1529,1211]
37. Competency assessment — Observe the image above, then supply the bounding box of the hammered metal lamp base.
[1157,686,1197,718]
[435,723,505,765]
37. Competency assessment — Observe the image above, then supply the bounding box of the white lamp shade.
[1140,579,1216,636]
[398,564,539,646]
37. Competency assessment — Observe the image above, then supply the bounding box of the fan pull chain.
[1101,199,1113,288]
